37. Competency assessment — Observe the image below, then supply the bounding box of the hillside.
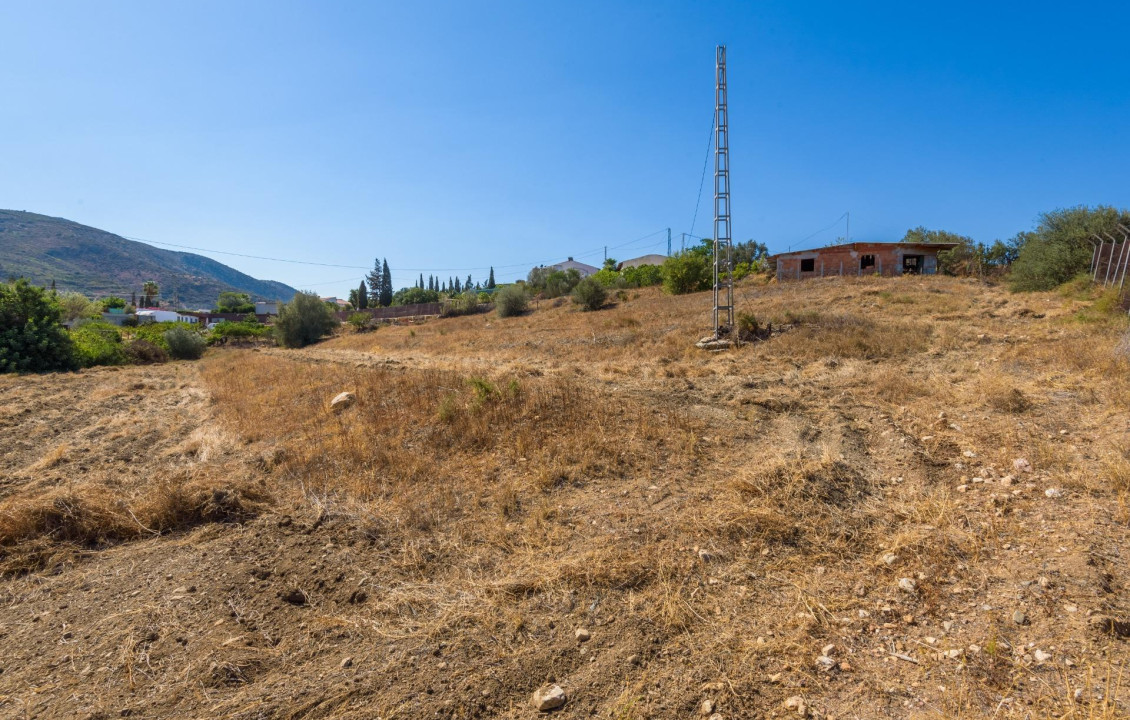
[0,210,298,307]
[0,276,1128,718]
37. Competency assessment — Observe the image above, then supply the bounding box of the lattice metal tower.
[712,45,734,334]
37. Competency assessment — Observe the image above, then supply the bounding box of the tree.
[602,257,618,271]
[274,292,338,348]
[0,279,78,373]
[487,267,496,289]
[100,296,127,311]
[392,287,440,306]
[366,258,383,306]
[1010,206,1130,291]
[454,277,462,293]
[465,274,472,290]
[418,273,425,290]
[732,240,769,265]
[380,259,393,307]
[57,292,101,323]
[141,280,159,308]
[356,279,368,310]
[661,252,711,295]
[215,292,255,313]
[495,285,528,317]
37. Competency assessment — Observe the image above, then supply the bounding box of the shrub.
[347,312,370,330]
[495,285,528,318]
[441,292,480,318]
[274,292,338,348]
[125,339,169,364]
[164,326,206,360]
[392,287,440,306]
[662,252,711,295]
[477,291,491,304]
[208,320,271,342]
[571,277,607,311]
[622,264,663,288]
[71,322,127,367]
[0,279,78,373]
[1010,205,1130,292]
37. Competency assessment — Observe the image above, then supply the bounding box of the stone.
[1044,488,1063,498]
[784,696,806,715]
[898,577,917,594]
[963,450,977,458]
[532,685,566,712]
[340,656,353,668]
[821,644,836,657]
[882,554,897,566]
[1013,610,1027,625]
[999,475,1014,487]
[627,654,640,665]
[330,391,356,412]
[281,588,307,606]
[943,621,954,632]
[575,628,591,642]
[1034,649,1051,663]
[1013,458,1032,473]
[710,715,724,720]
[701,699,714,714]
[816,655,835,671]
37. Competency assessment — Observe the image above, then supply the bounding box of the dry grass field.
[1,275,1128,719]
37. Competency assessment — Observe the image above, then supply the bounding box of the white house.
[136,309,199,324]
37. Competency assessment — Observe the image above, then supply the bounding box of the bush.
[126,321,179,351]
[274,291,338,348]
[1010,205,1130,292]
[441,292,480,318]
[495,285,528,318]
[662,253,711,295]
[164,326,206,360]
[392,287,440,306]
[208,320,271,342]
[124,339,169,364]
[621,264,664,288]
[477,291,491,304]
[71,322,127,367]
[571,277,607,311]
[0,279,78,373]
[346,312,370,330]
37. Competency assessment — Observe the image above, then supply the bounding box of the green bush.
[164,326,206,360]
[124,339,168,364]
[208,320,271,341]
[346,312,370,330]
[392,287,440,306]
[477,291,491,304]
[662,253,711,295]
[622,264,664,288]
[0,279,78,373]
[71,322,127,367]
[441,292,480,318]
[274,291,338,348]
[126,321,179,351]
[495,285,528,318]
[1010,205,1130,292]
[571,277,607,311]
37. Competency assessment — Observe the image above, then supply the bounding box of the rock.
[696,337,733,351]
[999,475,1014,486]
[532,685,566,712]
[821,643,836,657]
[701,699,714,714]
[816,655,836,671]
[340,656,353,668]
[881,554,897,566]
[784,696,806,715]
[898,577,917,594]
[1089,615,1130,637]
[1044,488,1063,498]
[1074,688,1084,703]
[838,661,852,672]
[330,392,356,412]
[627,654,640,665]
[962,450,977,458]
[281,588,308,606]
[697,548,715,562]
[1034,649,1051,663]
[1013,610,1027,625]
[1013,458,1032,473]
[574,628,591,642]
[945,648,963,659]
[956,485,968,492]
[710,715,724,720]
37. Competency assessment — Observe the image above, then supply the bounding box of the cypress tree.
[487,267,496,288]
[418,273,424,289]
[466,274,472,290]
[380,259,393,307]
[357,279,368,309]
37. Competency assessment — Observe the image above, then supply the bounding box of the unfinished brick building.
[770,241,959,280]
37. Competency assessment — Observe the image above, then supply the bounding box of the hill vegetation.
[0,210,298,307]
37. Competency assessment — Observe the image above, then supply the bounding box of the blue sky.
[2,1,1127,295]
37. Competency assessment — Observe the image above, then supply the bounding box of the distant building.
[320,297,350,309]
[254,301,279,315]
[617,253,668,270]
[770,241,960,280]
[136,309,199,324]
[542,257,600,278]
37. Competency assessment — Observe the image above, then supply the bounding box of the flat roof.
[769,241,961,259]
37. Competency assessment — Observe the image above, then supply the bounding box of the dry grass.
[0,275,1128,719]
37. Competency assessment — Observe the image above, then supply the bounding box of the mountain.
[0,210,298,308]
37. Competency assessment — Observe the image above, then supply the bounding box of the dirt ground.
[1,276,1128,719]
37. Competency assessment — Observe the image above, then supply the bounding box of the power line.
[689,112,715,238]
[788,213,848,252]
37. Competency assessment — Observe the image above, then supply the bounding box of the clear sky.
[2,1,1127,295]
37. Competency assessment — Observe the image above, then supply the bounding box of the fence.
[1090,228,1130,311]
[334,303,442,321]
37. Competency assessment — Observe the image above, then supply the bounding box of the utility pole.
[667,228,672,256]
[681,233,686,253]
[711,44,734,335]
[846,212,850,245]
